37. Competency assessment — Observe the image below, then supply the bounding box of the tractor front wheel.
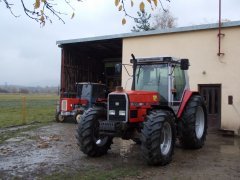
[141,110,176,166]
[180,95,207,149]
[74,111,83,124]
[55,112,64,123]
[76,108,112,157]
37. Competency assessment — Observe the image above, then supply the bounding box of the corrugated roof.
[56,21,240,45]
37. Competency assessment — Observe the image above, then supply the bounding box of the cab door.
[170,65,187,113]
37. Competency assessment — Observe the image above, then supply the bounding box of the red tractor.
[76,55,207,165]
[56,82,107,123]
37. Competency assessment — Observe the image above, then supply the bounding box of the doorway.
[198,84,221,131]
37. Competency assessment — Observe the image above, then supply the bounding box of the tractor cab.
[76,82,107,108]
[133,57,189,111]
[56,82,107,123]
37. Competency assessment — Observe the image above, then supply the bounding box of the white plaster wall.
[122,27,240,135]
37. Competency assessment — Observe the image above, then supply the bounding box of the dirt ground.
[0,122,239,180]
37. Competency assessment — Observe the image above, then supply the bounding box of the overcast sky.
[0,0,239,87]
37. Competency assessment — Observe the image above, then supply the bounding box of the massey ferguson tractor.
[56,82,107,123]
[76,55,207,166]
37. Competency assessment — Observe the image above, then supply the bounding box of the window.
[135,64,169,102]
[173,66,186,101]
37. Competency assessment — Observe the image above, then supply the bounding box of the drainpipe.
[218,0,225,56]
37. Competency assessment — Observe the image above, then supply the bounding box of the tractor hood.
[127,90,160,103]
[110,90,160,104]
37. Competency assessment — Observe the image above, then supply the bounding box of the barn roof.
[56,21,240,46]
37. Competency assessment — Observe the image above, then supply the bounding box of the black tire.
[141,110,176,166]
[179,95,207,149]
[132,138,141,145]
[76,108,112,157]
[55,112,64,123]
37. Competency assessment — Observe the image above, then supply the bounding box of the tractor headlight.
[119,110,126,116]
[109,110,116,115]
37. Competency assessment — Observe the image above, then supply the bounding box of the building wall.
[122,26,240,135]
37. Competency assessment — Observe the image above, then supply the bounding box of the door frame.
[198,84,222,130]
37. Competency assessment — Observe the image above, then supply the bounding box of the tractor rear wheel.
[141,110,176,166]
[180,95,207,149]
[76,108,112,157]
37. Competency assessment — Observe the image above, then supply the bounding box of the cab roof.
[133,56,183,65]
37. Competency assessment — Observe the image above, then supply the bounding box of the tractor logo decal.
[115,102,120,106]
[153,95,158,101]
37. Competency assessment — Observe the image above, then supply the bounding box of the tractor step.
[99,121,116,131]
[99,121,124,136]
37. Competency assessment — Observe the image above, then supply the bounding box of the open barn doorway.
[59,38,122,97]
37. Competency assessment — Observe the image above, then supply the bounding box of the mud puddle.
[0,123,239,179]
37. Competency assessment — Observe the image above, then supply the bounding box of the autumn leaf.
[34,0,41,9]
[122,18,126,25]
[153,0,158,7]
[40,15,45,22]
[131,0,134,7]
[118,5,122,11]
[139,2,145,12]
[71,12,75,19]
[115,0,120,7]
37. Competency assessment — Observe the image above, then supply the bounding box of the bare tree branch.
[159,0,168,12]
[2,0,20,17]
[120,0,136,19]
[1,0,171,25]
[1,0,80,25]
[119,0,171,21]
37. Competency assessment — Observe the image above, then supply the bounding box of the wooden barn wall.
[60,47,103,94]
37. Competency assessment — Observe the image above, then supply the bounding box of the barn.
[57,21,240,135]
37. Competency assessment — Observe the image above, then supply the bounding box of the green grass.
[0,93,58,128]
[44,167,140,180]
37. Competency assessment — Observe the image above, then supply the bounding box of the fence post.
[22,96,26,124]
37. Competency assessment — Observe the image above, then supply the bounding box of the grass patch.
[0,94,58,128]
[44,166,140,180]
[0,122,50,144]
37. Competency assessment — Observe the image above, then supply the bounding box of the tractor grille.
[61,100,67,111]
[108,94,128,122]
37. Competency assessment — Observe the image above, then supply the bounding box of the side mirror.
[180,59,189,70]
[115,64,122,74]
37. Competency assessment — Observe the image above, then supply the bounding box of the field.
[0,94,58,128]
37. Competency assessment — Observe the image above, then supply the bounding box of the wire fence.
[0,94,58,128]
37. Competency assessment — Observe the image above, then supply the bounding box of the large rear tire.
[76,108,112,157]
[180,95,207,149]
[141,110,176,166]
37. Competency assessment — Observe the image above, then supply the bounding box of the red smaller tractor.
[76,55,207,166]
[56,82,107,123]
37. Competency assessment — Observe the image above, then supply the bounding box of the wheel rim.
[76,114,81,123]
[195,106,205,139]
[160,122,172,155]
[58,114,64,122]
[95,137,108,146]
[94,119,108,147]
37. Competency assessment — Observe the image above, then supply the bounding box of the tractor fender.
[177,90,200,118]
[152,105,177,119]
